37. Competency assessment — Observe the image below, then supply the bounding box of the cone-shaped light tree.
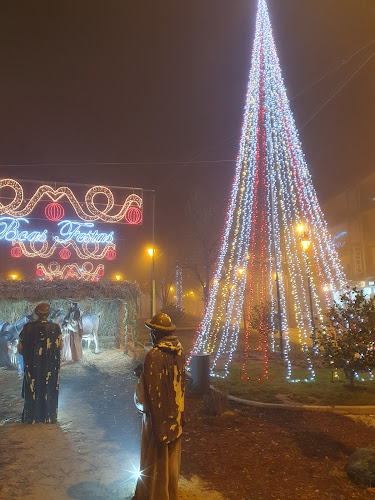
[189,0,347,382]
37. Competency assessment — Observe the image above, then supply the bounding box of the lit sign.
[36,261,104,281]
[54,220,114,244]
[0,178,143,279]
[12,240,116,260]
[0,217,47,242]
[333,231,347,240]
[0,217,115,245]
[0,179,143,223]
[333,231,347,249]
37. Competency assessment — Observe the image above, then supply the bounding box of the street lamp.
[298,225,316,349]
[147,248,156,318]
[301,238,310,251]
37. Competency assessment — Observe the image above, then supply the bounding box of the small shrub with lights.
[318,288,375,386]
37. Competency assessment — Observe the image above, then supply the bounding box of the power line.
[291,39,375,101]
[155,135,237,189]
[300,50,375,130]
[0,159,235,168]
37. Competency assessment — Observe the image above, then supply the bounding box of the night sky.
[0,0,374,278]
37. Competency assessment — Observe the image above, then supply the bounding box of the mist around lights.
[189,0,347,382]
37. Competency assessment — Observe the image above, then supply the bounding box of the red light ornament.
[59,248,71,260]
[36,268,44,277]
[105,249,116,260]
[125,206,142,225]
[45,202,65,221]
[11,246,23,258]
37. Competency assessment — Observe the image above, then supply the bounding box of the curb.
[227,394,375,415]
[140,344,375,416]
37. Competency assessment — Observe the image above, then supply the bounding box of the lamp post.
[298,226,316,349]
[269,174,284,361]
[273,270,284,360]
[147,248,156,318]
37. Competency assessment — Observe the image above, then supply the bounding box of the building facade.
[323,171,375,297]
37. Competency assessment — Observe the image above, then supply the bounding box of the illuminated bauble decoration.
[11,246,23,258]
[45,202,65,221]
[125,206,142,225]
[67,269,75,277]
[105,249,116,260]
[59,248,71,260]
[98,268,105,276]
[36,268,44,277]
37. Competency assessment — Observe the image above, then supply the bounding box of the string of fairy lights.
[188,0,347,381]
[0,179,143,223]
[12,240,116,260]
[36,262,104,281]
[0,179,143,280]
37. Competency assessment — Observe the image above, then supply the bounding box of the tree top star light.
[189,0,347,381]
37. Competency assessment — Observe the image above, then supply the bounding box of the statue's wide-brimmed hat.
[35,302,50,319]
[145,313,176,333]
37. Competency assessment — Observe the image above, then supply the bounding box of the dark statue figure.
[133,313,185,500]
[17,303,63,424]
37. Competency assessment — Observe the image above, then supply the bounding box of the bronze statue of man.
[133,313,185,500]
[18,303,63,424]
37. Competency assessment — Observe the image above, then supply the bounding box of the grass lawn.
[137,314,375,406]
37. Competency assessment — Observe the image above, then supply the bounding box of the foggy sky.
[0,0,374,264]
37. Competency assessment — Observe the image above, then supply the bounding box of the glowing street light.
[10,273,19,280]
[298,227,316,350]
[114,274,123,281]
[301,239,310,251]
[301,234,310,250]
[297,224,311,249]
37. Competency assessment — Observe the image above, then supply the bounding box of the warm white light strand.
[0,179,143,223]
[189,0,347,382]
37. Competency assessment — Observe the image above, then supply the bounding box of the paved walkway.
[0,350,223,500]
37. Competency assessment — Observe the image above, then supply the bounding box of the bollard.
[190,353,210,393]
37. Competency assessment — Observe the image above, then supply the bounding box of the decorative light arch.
[36,261,104,281]
[0,179,143,223]
[12,239,116,260]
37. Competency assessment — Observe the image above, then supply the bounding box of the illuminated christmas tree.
[189,0,347,381]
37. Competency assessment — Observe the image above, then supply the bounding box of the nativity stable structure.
[0,280,140,358]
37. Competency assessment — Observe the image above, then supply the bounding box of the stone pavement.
[0,350,224,500]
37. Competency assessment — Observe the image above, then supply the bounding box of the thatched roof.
[0,280,140,302]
